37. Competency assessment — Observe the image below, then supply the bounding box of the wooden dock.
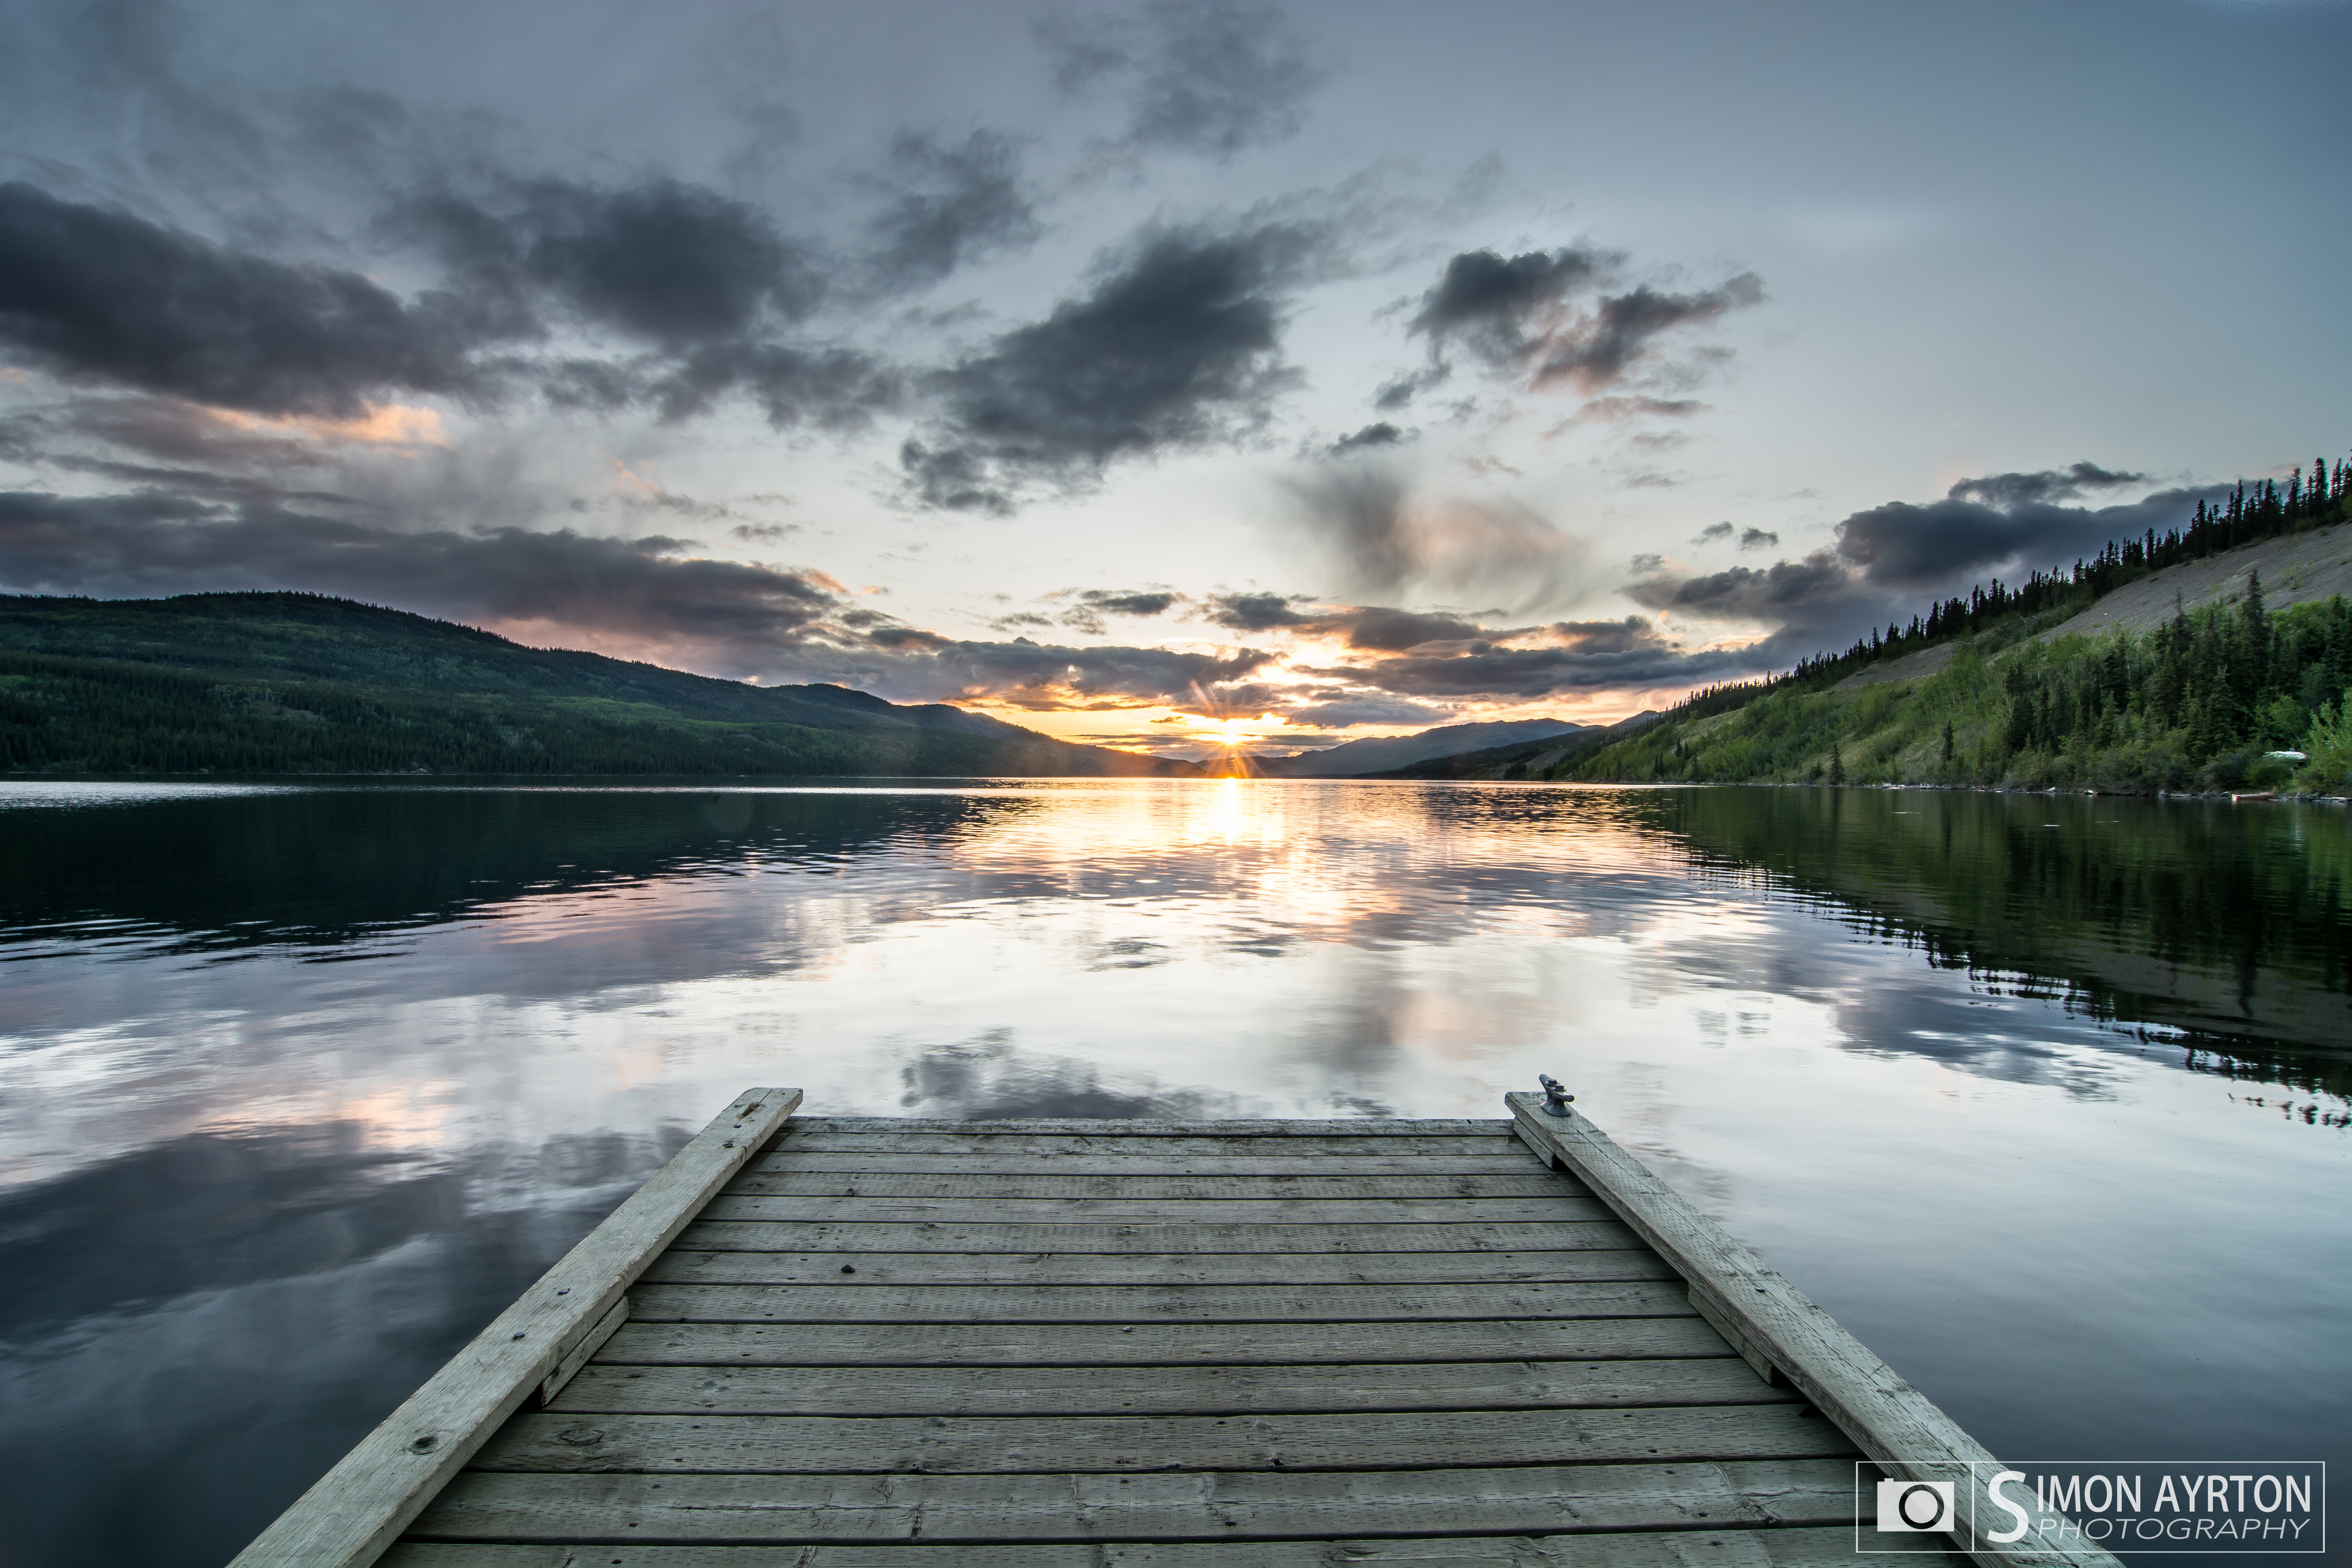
[233,1090,2115,1568]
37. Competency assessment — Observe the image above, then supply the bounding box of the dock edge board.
[1505,1092,2121,1568]
[228,1087,802,1568]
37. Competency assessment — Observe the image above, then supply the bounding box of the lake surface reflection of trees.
[1636,787,2352,1095]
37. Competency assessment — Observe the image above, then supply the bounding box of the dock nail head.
[1538,1074,1575,1116]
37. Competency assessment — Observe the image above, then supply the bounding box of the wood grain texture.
[727,1172,1585,1200]
[229,1089,802,1568]
[638,1246,1674,1287]
[537,1295,629,1406]
[698,1194,1613,1225]
[546,1355,1796,1417]
[676,1219,1622,1255]
[408,1456,1863,1543]
[626,1279,1694,1325]
[1506,1094,2118,1568]
[754,1151,1548,1176]
[472,1403,1854,1475]
[769,1132,1523,1158]
[383,1525,1969,1565]
[781,1118,1512,1136]
[598,1316,1737,1368]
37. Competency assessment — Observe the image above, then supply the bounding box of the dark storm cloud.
[1326,421,1406,456]
[384,176,820,346]
[1038,0,1323,158]
[1204,590,1308,632]
[0,176,899,434]
[641,342,901,430]
[1306,617,1745,699]
[372,176,902,428]
[1077,589,1181,616]
[1371,366,1445,412]
[1945,460,2149,508]
[1407,247,1614,365]
[1047,587,1183,636]
[1387,244,1762,406]
[1529,276,1762,391]
[1284,692,1450,728]
[866,130,1042,288]
[1695,521,1734,544]
[1738,526,1778,551]
[1306,606,1488,651]
[0,182,488,417]
[1632,552,1851,616]
[901,223,1312,510]
[1832,486,2213,592]
[1205,591,1507,652]
[870,635,1276,710]
[0,488,846,647]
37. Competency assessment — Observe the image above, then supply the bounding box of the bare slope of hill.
[1837,521,2352,693]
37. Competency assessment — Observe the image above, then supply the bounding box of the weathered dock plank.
[546,1355,1792,1416]
[766,1132,1523,1157]
[754,1150,1547,1175]
[677,1218,1626,1254]
[699,1193,1614,1223]
[473,1403,1851,1474]
[781,1117,1513,1136]
[639,1245,1676,1286]
[386,1527,1967,1565]
[727,1171,1586,1199]
[599,1316,1739,1367]
[407,1456,1862,1544]
[626,1279,1695,1323]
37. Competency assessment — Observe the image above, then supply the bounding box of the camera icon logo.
[1876,1478,1956,1533]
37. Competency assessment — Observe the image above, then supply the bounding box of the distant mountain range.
[0,593,1204,777]
[1252,718,1588,777]
[1363,712,1662,779]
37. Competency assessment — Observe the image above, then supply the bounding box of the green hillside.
[1568,461,2352,794]
[0,593,1201,777]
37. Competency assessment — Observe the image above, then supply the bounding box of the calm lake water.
[0,779,2345,1566]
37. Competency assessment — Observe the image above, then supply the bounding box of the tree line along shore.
[0,592,1197,778]
[1566,459,2352,796]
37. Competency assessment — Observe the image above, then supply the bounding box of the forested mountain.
[1568,456,2352,794]
[1253,717,1584,776]
[1363,712,1659,779]
[0,593,1203,777]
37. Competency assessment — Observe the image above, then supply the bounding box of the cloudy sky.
[1,0,2344,757]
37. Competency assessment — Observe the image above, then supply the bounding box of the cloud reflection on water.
[0,779,2344,1568]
